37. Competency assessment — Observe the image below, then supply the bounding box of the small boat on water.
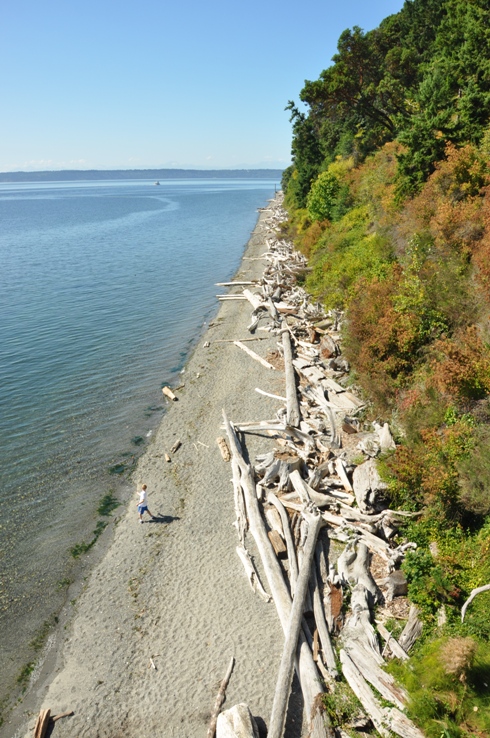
[154,181,160,185]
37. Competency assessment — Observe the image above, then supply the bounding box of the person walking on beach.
[137,483,154,523]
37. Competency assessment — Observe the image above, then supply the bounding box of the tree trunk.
[282,325,301,427]
[268,509,323,738]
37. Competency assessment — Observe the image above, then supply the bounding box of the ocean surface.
[0,177,277,700]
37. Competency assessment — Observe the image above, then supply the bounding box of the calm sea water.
[0,178,276,697]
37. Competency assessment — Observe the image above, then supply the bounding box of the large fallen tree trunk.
[267,491,299,593]
[340,651,424,738]
[268,508,323,738]
[282,324,301,428]
[310,566,338,679]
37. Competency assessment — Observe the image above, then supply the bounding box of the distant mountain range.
[0,168,284,183]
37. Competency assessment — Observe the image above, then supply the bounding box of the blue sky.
[1,0,405,171]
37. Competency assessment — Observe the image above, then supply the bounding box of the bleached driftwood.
[213,337,268,343]
[216,703,260,738]
[289,469,341,509]
[310,566,338,678]
[267,296,280,322]
[383,570,408,601]
[215,281,257,286]
[334,457,353,492]
[376,621,409,661]
[207,656,235,738]
[267,491,298,593]
[282,324,301,427]
[217,295,248,300]
[234,341,276,370]
[255,388,287,402]
[375,422,396,451]
[398,605,423,652]
[230,456,247,545]
[221,197,419,738]
[340,650,389,737]
[268,507,323,738]
[461,582,490,622]
[243,289,266,311]
[340,651,424,738]
[352,458,387,513]
[264,506,284,537]
[344,642,407,709]
[337,540,379,606]
[236,546,271,602]
[222,411,329,738]
[34,709,51,738]
[162,386,177,401]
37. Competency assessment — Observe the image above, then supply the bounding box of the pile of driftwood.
[213,195,425,738]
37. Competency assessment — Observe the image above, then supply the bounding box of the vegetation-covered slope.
[283,1,490,735]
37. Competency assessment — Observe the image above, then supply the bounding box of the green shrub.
[305,206,393,310]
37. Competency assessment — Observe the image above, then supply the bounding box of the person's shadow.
[147,514,180,524]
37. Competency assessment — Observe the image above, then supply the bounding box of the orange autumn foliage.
[344,267,426,408]
[428,327,490,402]
[398,143,487,258]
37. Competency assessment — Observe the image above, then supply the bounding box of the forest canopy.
[284,0,490,204]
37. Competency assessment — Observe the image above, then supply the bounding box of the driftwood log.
[281,324,301,427]
[461,582,490,622]
[267,491,298,593]
[234,341,276,370]
[207,656,235,738]
[218,194,424,738]
[340,650,424,738]
[216,703,260,738]
[310,567,338,678]
[236,545,271,602]
[33,710,50,738]
[376,621,409,661]
[162,386,177,401]
[268,508,323,738]
[222,411,329,738]
[398,605,423,652]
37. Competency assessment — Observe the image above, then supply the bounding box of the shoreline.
[7,194,299,738]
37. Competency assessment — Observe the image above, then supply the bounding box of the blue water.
[0,178,276,694]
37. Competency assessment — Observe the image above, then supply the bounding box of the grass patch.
[29,618,54,652]
[70,520,108,558]
[387,635,490,737]
[322,679,363,729]
[57,577,72,589]
[17,662,35,688]
[108,463,126,475]
[97,493,120,517]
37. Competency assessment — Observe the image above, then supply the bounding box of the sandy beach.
[9,196,304,738]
